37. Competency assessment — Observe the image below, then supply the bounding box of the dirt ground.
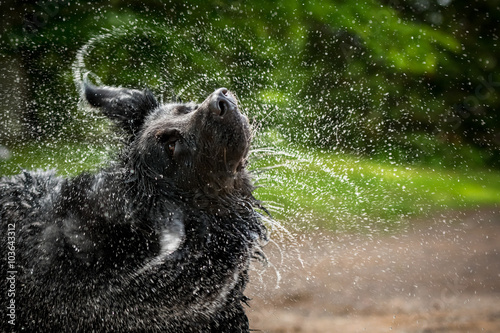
[246,208,500,333]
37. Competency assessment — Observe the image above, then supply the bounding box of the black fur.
[1,82,267,332]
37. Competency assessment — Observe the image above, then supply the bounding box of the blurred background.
[1,0,499,332]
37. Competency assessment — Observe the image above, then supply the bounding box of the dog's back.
[1,170,62,224]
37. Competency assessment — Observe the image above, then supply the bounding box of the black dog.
[1,81,267,332]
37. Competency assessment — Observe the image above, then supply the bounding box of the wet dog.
[0,81,267,332]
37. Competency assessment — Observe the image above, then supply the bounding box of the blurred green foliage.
[1,0,499,169]
[252,130,500,230]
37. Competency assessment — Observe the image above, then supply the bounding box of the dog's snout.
[210,88,237,116]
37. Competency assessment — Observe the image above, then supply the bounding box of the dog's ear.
[83,81,159,136]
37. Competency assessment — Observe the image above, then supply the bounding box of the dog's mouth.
[223,149,248,175]
[196,88,251,175]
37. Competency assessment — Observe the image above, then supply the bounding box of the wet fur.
[0,82,266,332]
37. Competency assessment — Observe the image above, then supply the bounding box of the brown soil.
[247,208,500,333]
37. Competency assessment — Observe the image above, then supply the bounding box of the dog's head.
[84,82,253,198]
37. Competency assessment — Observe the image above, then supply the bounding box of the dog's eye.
[167,141,176,156]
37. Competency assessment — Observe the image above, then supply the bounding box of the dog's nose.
[210,88,237,117]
